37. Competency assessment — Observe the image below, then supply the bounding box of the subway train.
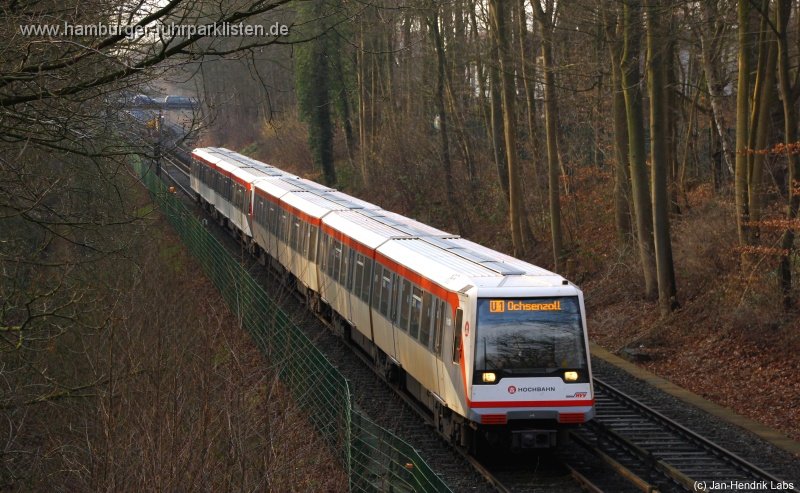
[189,147,595,451]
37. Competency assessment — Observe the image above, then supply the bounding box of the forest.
[193,0,800,440]
[1,0,799,488]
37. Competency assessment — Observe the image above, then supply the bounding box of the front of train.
[465,280,594,449]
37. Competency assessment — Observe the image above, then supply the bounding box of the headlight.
[481,372,497,383]
[564,371,579,382]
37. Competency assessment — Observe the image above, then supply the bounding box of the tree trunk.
[532,2,564,269]
[747,19,777,246]
[357,17,369,186]
[698,1,735,176]
[604,6,632,244]
[646,0,676,315]
[776,0,799,307]
[517,0,539,165]
[734,0,751,248]
[488,28,509,203]
[621,0,657,299]
[430,7,466,235]
[490,0,525,256]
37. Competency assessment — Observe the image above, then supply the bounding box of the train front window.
[474,297,587,376]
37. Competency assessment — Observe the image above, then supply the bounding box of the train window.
[398,279,411,331]
[332,242,342,282]
[433,299,445,355]
[360,258,372,303]
[409,286,422,339]
[390,275,401,322]
[372,265,382,309]
[324,237,331,274]
[310,226,318,261]
[452,308,463,364]
[290,218,300,251]
[340,245,350,287]
[353,256,364,298]
[319,234,328,272]
[300,221,308,257]
[326,237,335,277]
[379,272,391,317]
[420,291,432,349]
[234,186,243,209]
[279,213,287,241]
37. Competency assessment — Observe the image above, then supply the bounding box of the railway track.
[146,137,796,493]
[566,379,800,493]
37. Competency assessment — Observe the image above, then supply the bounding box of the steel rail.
[589,378,799,493]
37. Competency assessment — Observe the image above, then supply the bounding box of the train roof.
[194,147,283,181]
[194,146,575,295]
[205,147,275,170]
[364,209,453,237]
[281,190,352,220]
[254,175,304,198]
[322,190,380,211]
[423,237,554,277]
[324,210,413,250]
[377,236,569,294]
[281,176,335,194]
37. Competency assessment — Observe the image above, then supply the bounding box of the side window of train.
[332,241,342,282]
[420,291,432,348]
[326,237,335,276]
[291,217,300,251]
[308,225,317,261]
[305,222,310,255]
[360,257,372,303]
[379,272,392,317]
[452,308,463,364]
[390,278,400,324]
[409,286,422,340]
[339,245,350,287]
[353,255,364,298]
[318,233,327,272]
[433,298,445,355]
[271,207,279,235]
[349,250,358,292]
[398,279,411,331]
[372,265,382,309]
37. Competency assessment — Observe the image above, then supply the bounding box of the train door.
[388,272,402,361]
[433,299,447,399]
[437,303,463,408]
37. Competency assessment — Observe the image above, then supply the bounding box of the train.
[189,147,595,451]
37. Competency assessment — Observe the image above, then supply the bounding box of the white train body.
[190,147,594,449]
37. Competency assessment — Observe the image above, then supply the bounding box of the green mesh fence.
[133,159,451,493]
